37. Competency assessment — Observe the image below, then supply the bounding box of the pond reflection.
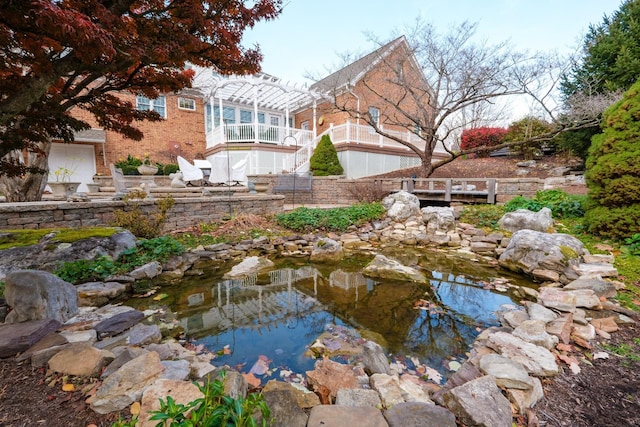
[128,251,534,383]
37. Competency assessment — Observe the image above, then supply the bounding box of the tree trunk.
[0,141,51,202]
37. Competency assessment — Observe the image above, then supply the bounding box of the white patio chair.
[177,156,204,186]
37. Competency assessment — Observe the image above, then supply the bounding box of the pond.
[125,248,536,385]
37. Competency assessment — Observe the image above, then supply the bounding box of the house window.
[240,110,253,123]
[178,97,196,111]
[270,116,280,126]
[205,103,212,132]
[257,112,265,124]
[301,121,310,131]
[368,107,380,127]
[137,95,166,118]
[213,106,236,127]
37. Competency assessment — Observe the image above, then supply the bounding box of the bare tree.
[323,19,615,177]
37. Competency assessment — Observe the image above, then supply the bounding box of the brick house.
[52,36,446,189]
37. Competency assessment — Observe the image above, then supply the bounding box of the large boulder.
[444,375,512,427]
[4,270,78,324]
[310,238,344,263]
[421,207,456,234]
[0,230,136,281]
[383,191,421,222]
[224,256,274,279]
[498,230,586,284]
[362,254,427,284]
[498,207,554,233]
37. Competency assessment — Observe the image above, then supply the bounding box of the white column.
[312,99,317,139]
[253,85,259,144]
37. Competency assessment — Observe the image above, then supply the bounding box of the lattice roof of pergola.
[193,70,324,112]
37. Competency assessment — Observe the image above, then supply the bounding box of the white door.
[48,143,97,192]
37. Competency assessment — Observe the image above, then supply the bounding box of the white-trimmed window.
[368,107,380,126]
[301,121,310,131]
[240,110,253,123]
[178,97,196,111]
[137,95,166,118]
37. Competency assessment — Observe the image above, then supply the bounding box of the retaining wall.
[0,195,284,232]
[250,175,581,205]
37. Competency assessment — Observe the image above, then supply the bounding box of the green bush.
[504,190,585,219]
[120,165,141,175]
[309,134,344,176]
[585,79,640,239]
[275,203,385,232]
[162,163,179,175]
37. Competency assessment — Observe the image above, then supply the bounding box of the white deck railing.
[207,120,438,173]
[206,124,313,148]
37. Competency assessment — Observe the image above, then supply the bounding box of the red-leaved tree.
[459,127,508,157]
[0,0,281,202]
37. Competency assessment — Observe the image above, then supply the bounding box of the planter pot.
[137,165,159,175]
[254,183,269,193]
[86,183,101,193]
[48,182,80,197]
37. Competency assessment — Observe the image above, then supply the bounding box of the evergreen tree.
[560,0,640,159]
[309,135,344,176]
[585,79,640,239]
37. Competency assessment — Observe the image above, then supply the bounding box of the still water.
[127,249,534,383]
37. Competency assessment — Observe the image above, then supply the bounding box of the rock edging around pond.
[0,191,636,426]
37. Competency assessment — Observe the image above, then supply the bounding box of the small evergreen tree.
[310,135,344,176]
[584,79,640,239]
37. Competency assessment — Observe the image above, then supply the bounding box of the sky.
[243,0,624,86]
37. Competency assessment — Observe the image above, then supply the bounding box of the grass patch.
[0,227,120,250]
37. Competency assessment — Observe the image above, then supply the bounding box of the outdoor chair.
[229,156,249,185]
[177,156,204,186]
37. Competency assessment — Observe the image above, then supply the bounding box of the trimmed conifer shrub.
[309,134,344,176]
[584,80,640,239]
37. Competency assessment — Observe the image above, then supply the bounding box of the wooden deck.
[402,178,497,204]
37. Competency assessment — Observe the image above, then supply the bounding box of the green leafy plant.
[55,236,184,285]
[275,203,385,232]
[624,233,640,256]
[112,195,176,238]
[148,372,271,427]
[54,256,116,284]
[504,190,585,219]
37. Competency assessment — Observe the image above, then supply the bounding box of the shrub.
[585,79,640,239]
[111,195,175,238]
[115,155,142,175]
[460,127,507,157]
[504,117,554,160]
[504,190,585,219]
[309,134,344,176]
[345,180,390,203]
[162,163,179,175]
[275,203,385,232]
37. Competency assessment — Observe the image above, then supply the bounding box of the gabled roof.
[310,36,408,93]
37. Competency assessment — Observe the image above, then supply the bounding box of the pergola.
[195,70,325,138]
